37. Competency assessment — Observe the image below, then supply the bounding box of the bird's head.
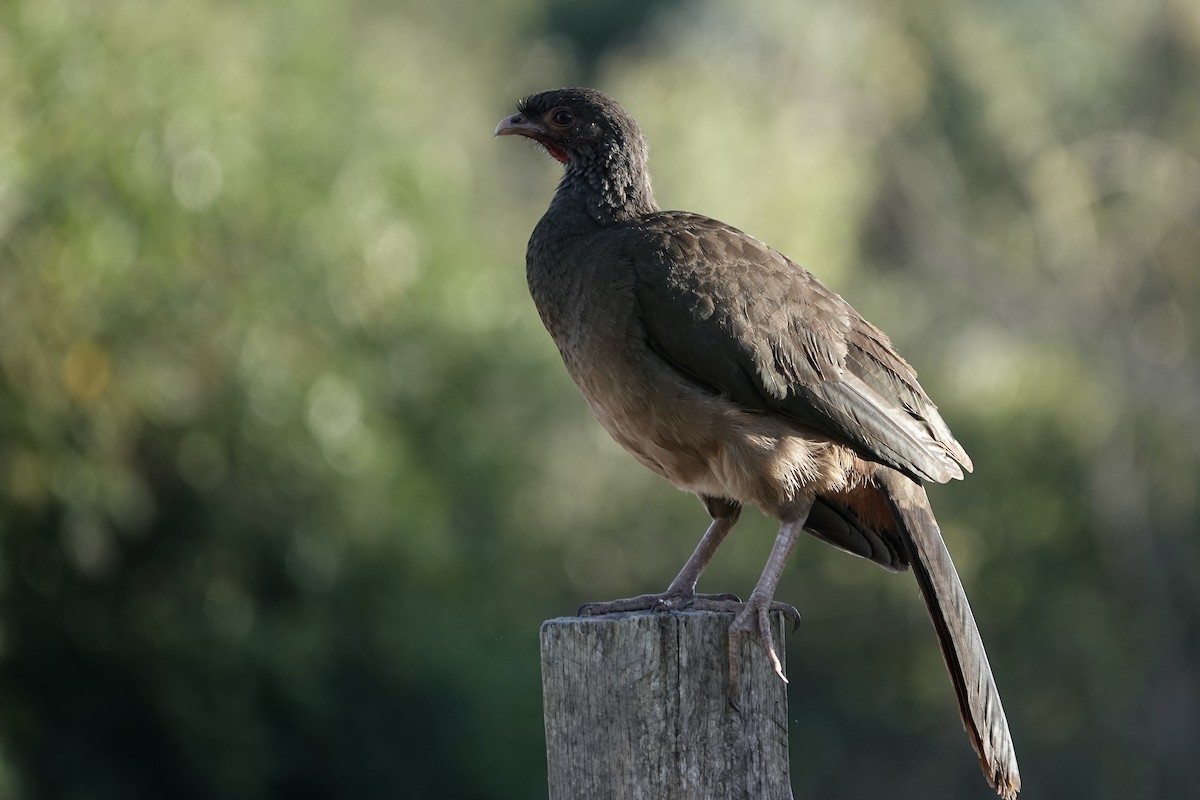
[495,87,657,221]
[494,87,644,168]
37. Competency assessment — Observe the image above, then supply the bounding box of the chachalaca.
[496,87,1019,799]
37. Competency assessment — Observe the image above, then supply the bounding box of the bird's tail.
[878,470,1021,799]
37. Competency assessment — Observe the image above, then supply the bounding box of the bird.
[496,87,1020,799]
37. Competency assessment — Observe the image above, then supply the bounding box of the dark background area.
[1,0,1198,797]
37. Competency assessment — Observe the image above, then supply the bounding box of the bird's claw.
[775,601,802,632]
[727,595,800,703]
[577,591,742,617]
[575,590,799,706]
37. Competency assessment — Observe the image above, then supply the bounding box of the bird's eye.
[551,109,574,126]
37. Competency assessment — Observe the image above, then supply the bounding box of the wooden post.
[541,609,793,800]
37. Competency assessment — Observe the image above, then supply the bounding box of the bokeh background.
[1,0,1198,797]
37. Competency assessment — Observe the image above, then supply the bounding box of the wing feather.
[622,211,971,484]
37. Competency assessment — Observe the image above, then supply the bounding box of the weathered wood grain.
[541,610,793,800]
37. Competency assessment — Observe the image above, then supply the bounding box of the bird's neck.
[548,145,659,226]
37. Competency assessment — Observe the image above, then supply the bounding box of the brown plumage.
[497,87,1019,798]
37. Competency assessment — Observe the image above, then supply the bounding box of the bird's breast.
[559,319,857,515]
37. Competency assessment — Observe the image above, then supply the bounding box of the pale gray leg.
[662,501,740,595]
[578,498,742,616]
[729,496,814,691]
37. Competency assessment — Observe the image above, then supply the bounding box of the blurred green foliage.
[1,0,1198,798]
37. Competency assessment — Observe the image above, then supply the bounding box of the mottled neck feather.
[549,136,659,225]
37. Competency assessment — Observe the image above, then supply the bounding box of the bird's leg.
[729,498,813,695]
[578,498,742,616]
[661,496,741,600]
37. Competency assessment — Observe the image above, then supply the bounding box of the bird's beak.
[494,113,545,139]
[496,111,568,164]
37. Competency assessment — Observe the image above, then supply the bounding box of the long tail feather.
[879,470,1021,799]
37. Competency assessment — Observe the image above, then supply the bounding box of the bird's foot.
[678,596,802,644]
[577,590,798,708]
[577,590,742,617]
[728,593,799,701]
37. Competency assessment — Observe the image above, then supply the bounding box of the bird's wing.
[621,212,971,484]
